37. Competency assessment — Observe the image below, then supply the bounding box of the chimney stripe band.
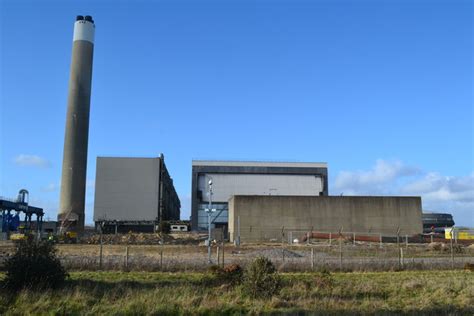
[73,20,95,43]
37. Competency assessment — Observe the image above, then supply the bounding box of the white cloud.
[333,160,474,226]
[402,172,474,203]
[334,159,420,195]
[14,154,51,168]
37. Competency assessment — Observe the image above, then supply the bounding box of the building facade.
[228,195,423,242]
[191,160,328,231]
[94,156,180,233]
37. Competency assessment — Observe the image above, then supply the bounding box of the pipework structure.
[1,190,44,238]
[58,15,95,233]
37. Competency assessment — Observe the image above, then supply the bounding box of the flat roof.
[97,156,160,159]
[192,160,327,168]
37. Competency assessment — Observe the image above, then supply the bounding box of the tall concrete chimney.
[58,15,95,233]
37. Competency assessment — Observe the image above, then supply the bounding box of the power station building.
[93,156,180,233]
[191,160,329,231]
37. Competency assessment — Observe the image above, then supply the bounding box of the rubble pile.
[82,232,204,245]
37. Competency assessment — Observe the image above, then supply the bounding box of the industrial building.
[93,156,180,233]
[422,212,455,233]
[191,160,329,231]
[228,195,423,242]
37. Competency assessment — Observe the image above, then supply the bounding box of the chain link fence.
[54,240,474,272]
[0,231,472,272]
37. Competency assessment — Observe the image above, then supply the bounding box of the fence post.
[99,229,103,270]
[379,233,382,249]
[397,228,401,270]
[160,239,164,271]
[353,232,356,245]
[338,227,343,271]
[405,235,408,250]
[237,215,241,250]
[339,236,343,271]
[450,228,455,269]
[281,226,285,264]
[216,246,220,264]
[311,247,314,271]
[329,232,332,246]
[400,247,404,269]
[222,241,225,267]
[125,246,129,269]
[397,227,400,248]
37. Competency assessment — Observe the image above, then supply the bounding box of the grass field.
[0,270,472,315]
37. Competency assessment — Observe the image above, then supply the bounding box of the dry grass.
[1,241,473,272]
[0,270,472,315]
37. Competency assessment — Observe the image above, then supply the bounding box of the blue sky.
[1,0,473,226]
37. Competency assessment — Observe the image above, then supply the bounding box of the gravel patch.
[246,248,303,258]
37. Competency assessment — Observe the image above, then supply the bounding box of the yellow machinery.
[58,231,78,243]
[10,233,27,241]
[445,228,474,240]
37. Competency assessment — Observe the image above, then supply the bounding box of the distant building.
[191,160,328,231]
[422,212,455,233]
[93,156,180,233]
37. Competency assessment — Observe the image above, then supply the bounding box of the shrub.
[243,256,281,298]
[209,264,243,285]
[224,263,244,284]
[463,263,474,271]
[222,264,244,285]
[3,237,68,290]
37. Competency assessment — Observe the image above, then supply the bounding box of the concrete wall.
[228,195,423,242]
[93,157,180,223]
[94,158,160,221]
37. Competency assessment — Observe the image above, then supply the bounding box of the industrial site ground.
[0,270,472,315]
[0,234,473,315]
[0,232,473,272]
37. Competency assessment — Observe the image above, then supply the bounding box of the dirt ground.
[1,233,473,272]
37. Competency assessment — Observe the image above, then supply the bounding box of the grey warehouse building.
[191,160,328,231]
[94,156,180,233]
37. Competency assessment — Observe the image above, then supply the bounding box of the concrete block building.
[93,156,180,233]
[228,195,423,242]
[191,160,329,231]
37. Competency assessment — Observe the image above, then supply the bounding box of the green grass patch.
[0,270,472,315]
